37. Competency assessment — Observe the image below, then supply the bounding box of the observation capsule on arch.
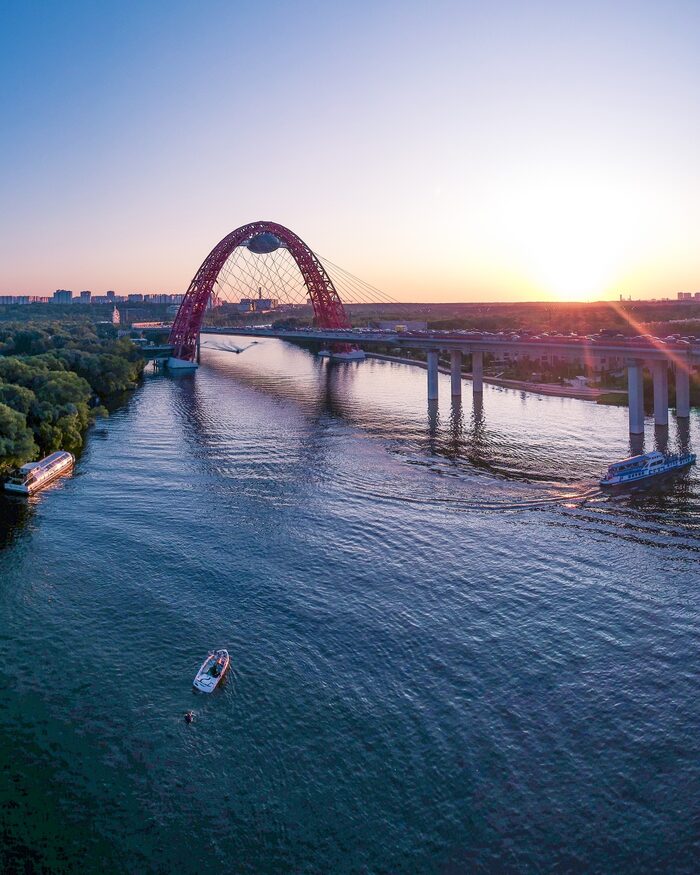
[246,232,282,254]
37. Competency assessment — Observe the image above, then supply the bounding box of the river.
[1,336,698,873]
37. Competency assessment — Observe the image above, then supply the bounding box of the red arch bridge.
[161,220,700,435]
[168,220,370,365]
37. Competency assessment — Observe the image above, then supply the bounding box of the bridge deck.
[200,326,700,365]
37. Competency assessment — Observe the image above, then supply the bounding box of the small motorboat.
[193,648,230,692]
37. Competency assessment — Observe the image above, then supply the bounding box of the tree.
[0,383,36,416]
[0,319,146,469]
[0,403,37,472]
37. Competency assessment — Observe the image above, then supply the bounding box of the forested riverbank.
[0,321,144,472]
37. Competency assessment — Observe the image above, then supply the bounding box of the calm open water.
[1,337,699,874]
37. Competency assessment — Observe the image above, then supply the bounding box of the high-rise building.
[78,290,92,304]
[141,293,185,304]
[0,295,32,305]
[238,296,278,312]
[53,289,73,304]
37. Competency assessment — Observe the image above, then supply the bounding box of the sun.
[489,170,642,301]
[525,229,619,301]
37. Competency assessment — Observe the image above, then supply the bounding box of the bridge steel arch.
[168,221,351,361]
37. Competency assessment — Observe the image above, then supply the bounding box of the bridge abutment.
[627,361,645,434]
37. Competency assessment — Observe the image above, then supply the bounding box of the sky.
[1,0,700,302]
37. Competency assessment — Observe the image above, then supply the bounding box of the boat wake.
[200,340,258,355]
[370,486,603,511]
[329,454,604,511]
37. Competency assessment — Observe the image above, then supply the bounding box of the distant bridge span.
[164,220,698,435]
[147,323,699,434]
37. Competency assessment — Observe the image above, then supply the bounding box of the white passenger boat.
[4,451,75,495]
[193,649,230,692]
[328,349,366,361]
[167,356,198,372]
[318,348,365,361]
[600,451,695,486]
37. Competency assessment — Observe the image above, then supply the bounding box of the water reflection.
[654,424,669,453]
[196,339,697,505]
[447,397,465,457]
[677,417,691,454]
[1,337,698,874]
[427,398,440,443]
[0,494,34,549]
[629,432,645,457]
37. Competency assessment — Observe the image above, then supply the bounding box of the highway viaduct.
[208,327,700,434]
[142,325,700,435]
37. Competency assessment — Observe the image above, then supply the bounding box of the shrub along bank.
[0,321,144,473]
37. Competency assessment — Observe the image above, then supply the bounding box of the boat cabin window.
[610,461,643,473]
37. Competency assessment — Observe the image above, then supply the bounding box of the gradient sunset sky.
[2,0,699,302]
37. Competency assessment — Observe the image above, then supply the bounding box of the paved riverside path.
[364,353,627,402]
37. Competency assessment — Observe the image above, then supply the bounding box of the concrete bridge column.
[627,361,645,434]
[450,350,462,397]
[675,366,691,418]
[427,350,439,400]
[652,361,669,427]
[472,351,484,393]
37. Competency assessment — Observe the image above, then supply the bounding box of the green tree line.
[0,321,144,473]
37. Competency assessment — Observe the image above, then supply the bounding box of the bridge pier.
[427,350,439,400]
[450,351,462,397]
[675,366,691,418]
[472,351,484,393]
[652,361,669,427]
[627,361,645,434]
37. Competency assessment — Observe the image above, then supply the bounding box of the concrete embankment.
[364,353,627,402]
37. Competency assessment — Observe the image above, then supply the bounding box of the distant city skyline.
[2,289,700,307]
[2,1,700,302]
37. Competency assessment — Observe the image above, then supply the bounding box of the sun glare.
[488,172,645,301]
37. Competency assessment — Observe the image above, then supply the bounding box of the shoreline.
[364,353,628,402]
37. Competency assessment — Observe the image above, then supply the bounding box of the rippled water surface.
[1,337,699,873]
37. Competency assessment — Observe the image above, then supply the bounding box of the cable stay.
[205,244,413,323]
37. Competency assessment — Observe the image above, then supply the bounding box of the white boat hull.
[193,649,230,692]
[318,349,366,361]
[4,452,74,495]
[167,357,198,371]
[600,454,695,486]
